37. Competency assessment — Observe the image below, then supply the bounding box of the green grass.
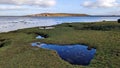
[0,21,120,68]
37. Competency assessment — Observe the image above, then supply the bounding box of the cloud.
[0,0,56,10]
[82,0,119,8]
[107,11,120,15]
[0,5,26,10]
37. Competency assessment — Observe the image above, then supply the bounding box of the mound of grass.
[0,39,11,48]
[0,21,120,68]
[63,21,120,31]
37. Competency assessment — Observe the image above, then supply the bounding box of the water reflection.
[32,42,96,65]
[36,35,44,39]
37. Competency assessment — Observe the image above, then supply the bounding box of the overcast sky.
[0,0,120,16]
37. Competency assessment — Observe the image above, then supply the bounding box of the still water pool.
[32,42,96,65]
[36,35,44,39]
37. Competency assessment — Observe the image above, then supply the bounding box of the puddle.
[31,42,96,65]
[36,35,44,39]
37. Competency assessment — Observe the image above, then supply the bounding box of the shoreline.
[0,21,117,33]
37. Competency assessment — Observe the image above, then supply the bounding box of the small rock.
[87,46,92,50]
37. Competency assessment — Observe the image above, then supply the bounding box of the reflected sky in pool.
[36,35,44,39]
[31,42,96,65]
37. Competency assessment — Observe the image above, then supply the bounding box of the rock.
[87,46,92,50]
[36,42,41,45]
[117,19,120,23]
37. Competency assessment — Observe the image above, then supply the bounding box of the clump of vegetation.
[81,25,120,31]
[66,21,120,31]
[0,39,11,48]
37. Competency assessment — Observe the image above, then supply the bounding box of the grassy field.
[0,21,120,68]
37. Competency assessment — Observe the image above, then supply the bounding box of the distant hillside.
[27,13,89,17]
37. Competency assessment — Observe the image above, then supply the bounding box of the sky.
[0,0,120,16]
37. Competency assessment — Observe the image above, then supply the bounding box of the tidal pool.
[31,42,96,65]
[36,35,44,39]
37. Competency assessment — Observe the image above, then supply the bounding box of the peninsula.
[27,13,89,17]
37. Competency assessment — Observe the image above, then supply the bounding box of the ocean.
[0,16,120,33]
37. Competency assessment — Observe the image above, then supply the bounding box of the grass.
[0,21,120,68]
